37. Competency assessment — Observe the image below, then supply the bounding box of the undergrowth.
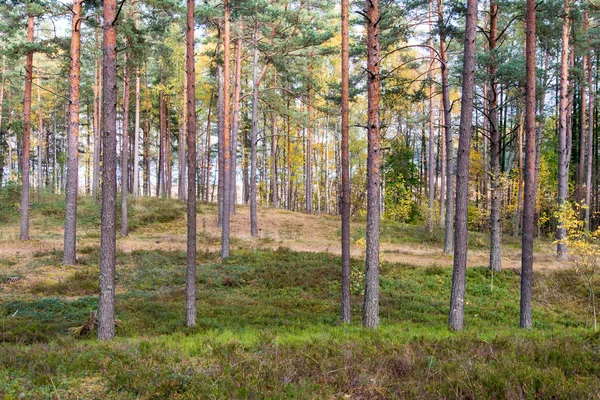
[1,247,599,398]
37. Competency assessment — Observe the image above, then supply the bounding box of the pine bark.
[185,0,197,326]
[250,21,260,237]
[577,55,587,205]
[427,0,435,232]
[488,1,501,271]
[36,68,43,191]
[448,0,477,331]
[121,56,130,236]
[438,0,454,254]
[98,0,118,340]
[63,0,82,265]
[362,0,381,329]
[340,0,351,323]
[133,68,140,197]
[584,32,593,229]
[221,0,232,257]
[20,14,35,241]
[92,25,101,201]
[217,42,224,225]
[230,36,242,212]
[158,90,165,197]
[306,75,313,213]
[179,45,188,201]
[204,93,213,202]
[520,0,537,329]
[270,74,278,208]
[556,0,570,258]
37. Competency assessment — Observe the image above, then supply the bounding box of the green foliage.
[0,181,20,224]
[383,139,421,223]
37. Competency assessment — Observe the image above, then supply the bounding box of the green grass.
[0,191,593,397]
[1,246,600,398]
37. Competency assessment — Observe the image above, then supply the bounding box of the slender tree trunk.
[514,111,524,236]
[270,74,278,208]
[221,0,232,257]
[93,26,101,202]
[427,0,435,232]
[144,77,151,197]
[185,0,197,326]
[448,0,477,332]
[585,49,594,229]
[166,98,172,197]
[98,0,118,340]
[20,14,35,241]
[179,45,188,202]
[230,36,242,212]
[578,55,588,205]
[204,93,213,202]
[306,76,313,213]
[133,68,140,197]
[438,0,454,254]
[0,55,5,136]
[121,55,130,236]
[217,40,224,225]
[488,0,502,271]
[520,0,537,329]
[557,0,570,258]
[340,0,351,323]
[63,0,82,265]
[439,98,446,224]
[250,21,260,237]
[362,0,381,329]
[158,90,165,197]
[36,68,43,191]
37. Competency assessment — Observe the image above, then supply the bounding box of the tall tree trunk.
[362,0,381,329]
[121,55,130,236]
[20,14,34,241]
[577,54,588,205]
[36,67,43,191]
[306,73,313,213]
[270,74,278,208]
[448,0,477,332]
[438,0,454,254]
[230,36,242,212]
[584,48,594,229]
[556,0,571,258]
[427,0,435,232]
[488,0,502,271]
[250,21,260,237]
[520,0,537,329]
[179,45,188,202]
[133,68,140,197]
[439,97,446,224]
[144,76,151,197]
[98,0,118,340]
[514,111,524,236]
[63,0,82,265]
[0,55,5,136]
[340,0,351,323]
[217,39,224,225]
[185,0,197,327]
[93,26,102,202]
[158,90,165,197]
[221,0,232,257]
[204,93,213,202]
[166,98,172,197]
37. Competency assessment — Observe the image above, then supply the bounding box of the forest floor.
[1,192,600,398]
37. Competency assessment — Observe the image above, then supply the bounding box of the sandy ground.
[0,203,573,289]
